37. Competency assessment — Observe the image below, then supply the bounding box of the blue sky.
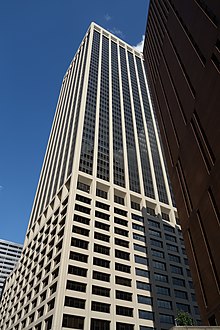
[0,0,149,244]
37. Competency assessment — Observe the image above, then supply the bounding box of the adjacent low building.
[0,239,23,297]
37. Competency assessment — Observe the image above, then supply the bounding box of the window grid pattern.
[111,41,125,187]
[79,30,100,174]
[120,46,140,193]
[97,36,110,181]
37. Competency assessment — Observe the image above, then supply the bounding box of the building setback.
[0,239,22,297]
[143,0,220,326]
[0,23,200,330]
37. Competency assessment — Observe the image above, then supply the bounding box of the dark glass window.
[92,285,110,297]
[116,276,131,287]
[136,281,151,291]
[91,301,110,313]
[93,257,110,268]
[96,188,108,199]
[158,299,172,309]
[91,319,110,330]
[62,314,84,329]
[93,271,110,282]
[116,290,132,301]
[94,232,110,242]
[116,305,133,317]
[135,268,150,278]
[115,250,130,260]
[115,238,129,248]
[71,238,88,250]
[154,273,168,283]
[69,251,88,263]
[94,243,110,255]
[65,296,85,309]
[139,310,154,320]
[137,295,152,305]
[68,265,87,277]
[115,263,131,273]
[66,280,86,292]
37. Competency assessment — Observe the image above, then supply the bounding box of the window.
[96,201,110,211]
[95,210,110,221]
[163,224,175,233]
[154,273,168,283]
[91,301,110,313]
[151,249,164,258]
[68,265,87,277]
[72,225,89,236]
[170,265,183,275]
[152,260,166,270]
[133,233,145,242]
[114,217,128,226]
[115,263,131,273]
[132,213,144,222]
[150,239,163,248]
[135,255,148,265]
[135,268,149,278]
[96,188,108,199]
[115,238,129,248]
[94,244,110,255]
[156,286,170,296]
[139,310,154,320]
[158,299,172,309]
[114,195,124,205]
[115,227,128,237]
[91,319,110,330]
[73,214,90,225]
[167,244,178,252]
[137,295,152,305]
[132,223,145,232]
[159,314,174,324]
[62,314,84,329]
[64,297,85,309]
[176,303,190,313]
[168,254,181,263]
[75,204,91,214]
[92,285,110,297]
[149,229,161,237]
[93,257,110,268]
[77,181,90,193]
[165,234,176,242]
[174,290,188,299]
[93,271,110,282]
[136,281,151,291]
[116,323,134,330]
[134,244,147,253]
[71,238,88,250]
[45,316,53,330]
[94,232,110,242]
[114,207,127,217]
[66,280,86,292]
[116,276,131,287]
[116,290,132,301]
[131,201,140,210]
[146,206,155,216]
[116,306,133,317]
[76,194,91,204]
[69,251,88,263]
[95,221,110,231]
[161,212,170,221]
[148,219,160,228]
[115,250,130,260]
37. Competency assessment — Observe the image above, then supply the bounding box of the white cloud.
[109,27,124,38]
[0,186,3,191]
[133,35,145,52]
[104,14,111,21]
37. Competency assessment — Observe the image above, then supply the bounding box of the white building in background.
[0,23,200,330]
[0,239,22,297]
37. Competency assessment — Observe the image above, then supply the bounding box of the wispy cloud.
[0,185,3,191]
[133,35,145,52]
[104,13,111,21]
[109,27,124,38]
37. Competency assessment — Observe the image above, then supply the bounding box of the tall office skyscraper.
[0,23,200,330]
[143,0,220,325]
[0,239,23,297]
